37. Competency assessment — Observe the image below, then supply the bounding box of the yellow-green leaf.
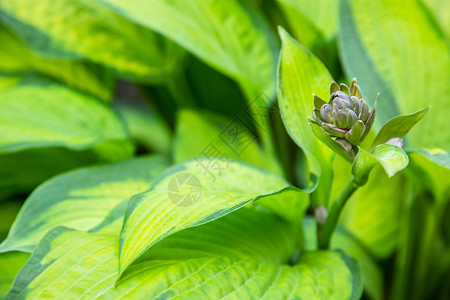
[118,159,307,275]
[0,0,184,82]
[277,28,334,206]
[0,78,133,196]
[0,26,114,101]
[7,211,360,299]
[0,156,169,253]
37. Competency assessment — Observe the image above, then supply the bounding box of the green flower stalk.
[310,78,376,161]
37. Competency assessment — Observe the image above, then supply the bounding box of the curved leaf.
[0,26,114,101]
[0,156,169,253]
[118,159,307,275]
[371,107,430,149]
[0,0,184,81]
[0,78,133,196]
[352,145,409,186]
[95,0,278,100]
[8,211,360,299]
[340,0,450,149]
[0,78,131,155]
[278,28,334,205]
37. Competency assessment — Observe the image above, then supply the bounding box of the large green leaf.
[340,0,450,149]
[0,252,29,299]
[0,0,184,82]
[173,109,282,176]
[95,0,278,100]
[0,26,113,101]
[0,156,169,253]
[0,78,133,195]
[8,210,361,299]
[0,78,131,155]
[118,159,308,275]
[278,28,334,205]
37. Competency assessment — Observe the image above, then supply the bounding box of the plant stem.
[318,179,358,250]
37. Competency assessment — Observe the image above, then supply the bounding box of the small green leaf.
[371,107,430,149]
[352,144,409,184]
[278,27,334,205]
[372,144,409,177]
[118,159,306,275]
[351,147,378,186]
[0,156,169,253]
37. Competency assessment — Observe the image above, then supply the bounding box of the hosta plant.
[0,0,449,300]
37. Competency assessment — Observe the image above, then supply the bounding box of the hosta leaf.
[119,159,307,275]
[340,0,450,149]
[371,107,430,149]
[278,28,334,205]
[0,26,114,101]
[0,156,169,253]
[0,252,29,299]
[173,109,282,176]
[352,144,409,186]
[0,78,131,155]
[8,211,361,299]
[0,78,133,196]
[0,0,184,82]
[96,0,278,100]
[303,218,383,300]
